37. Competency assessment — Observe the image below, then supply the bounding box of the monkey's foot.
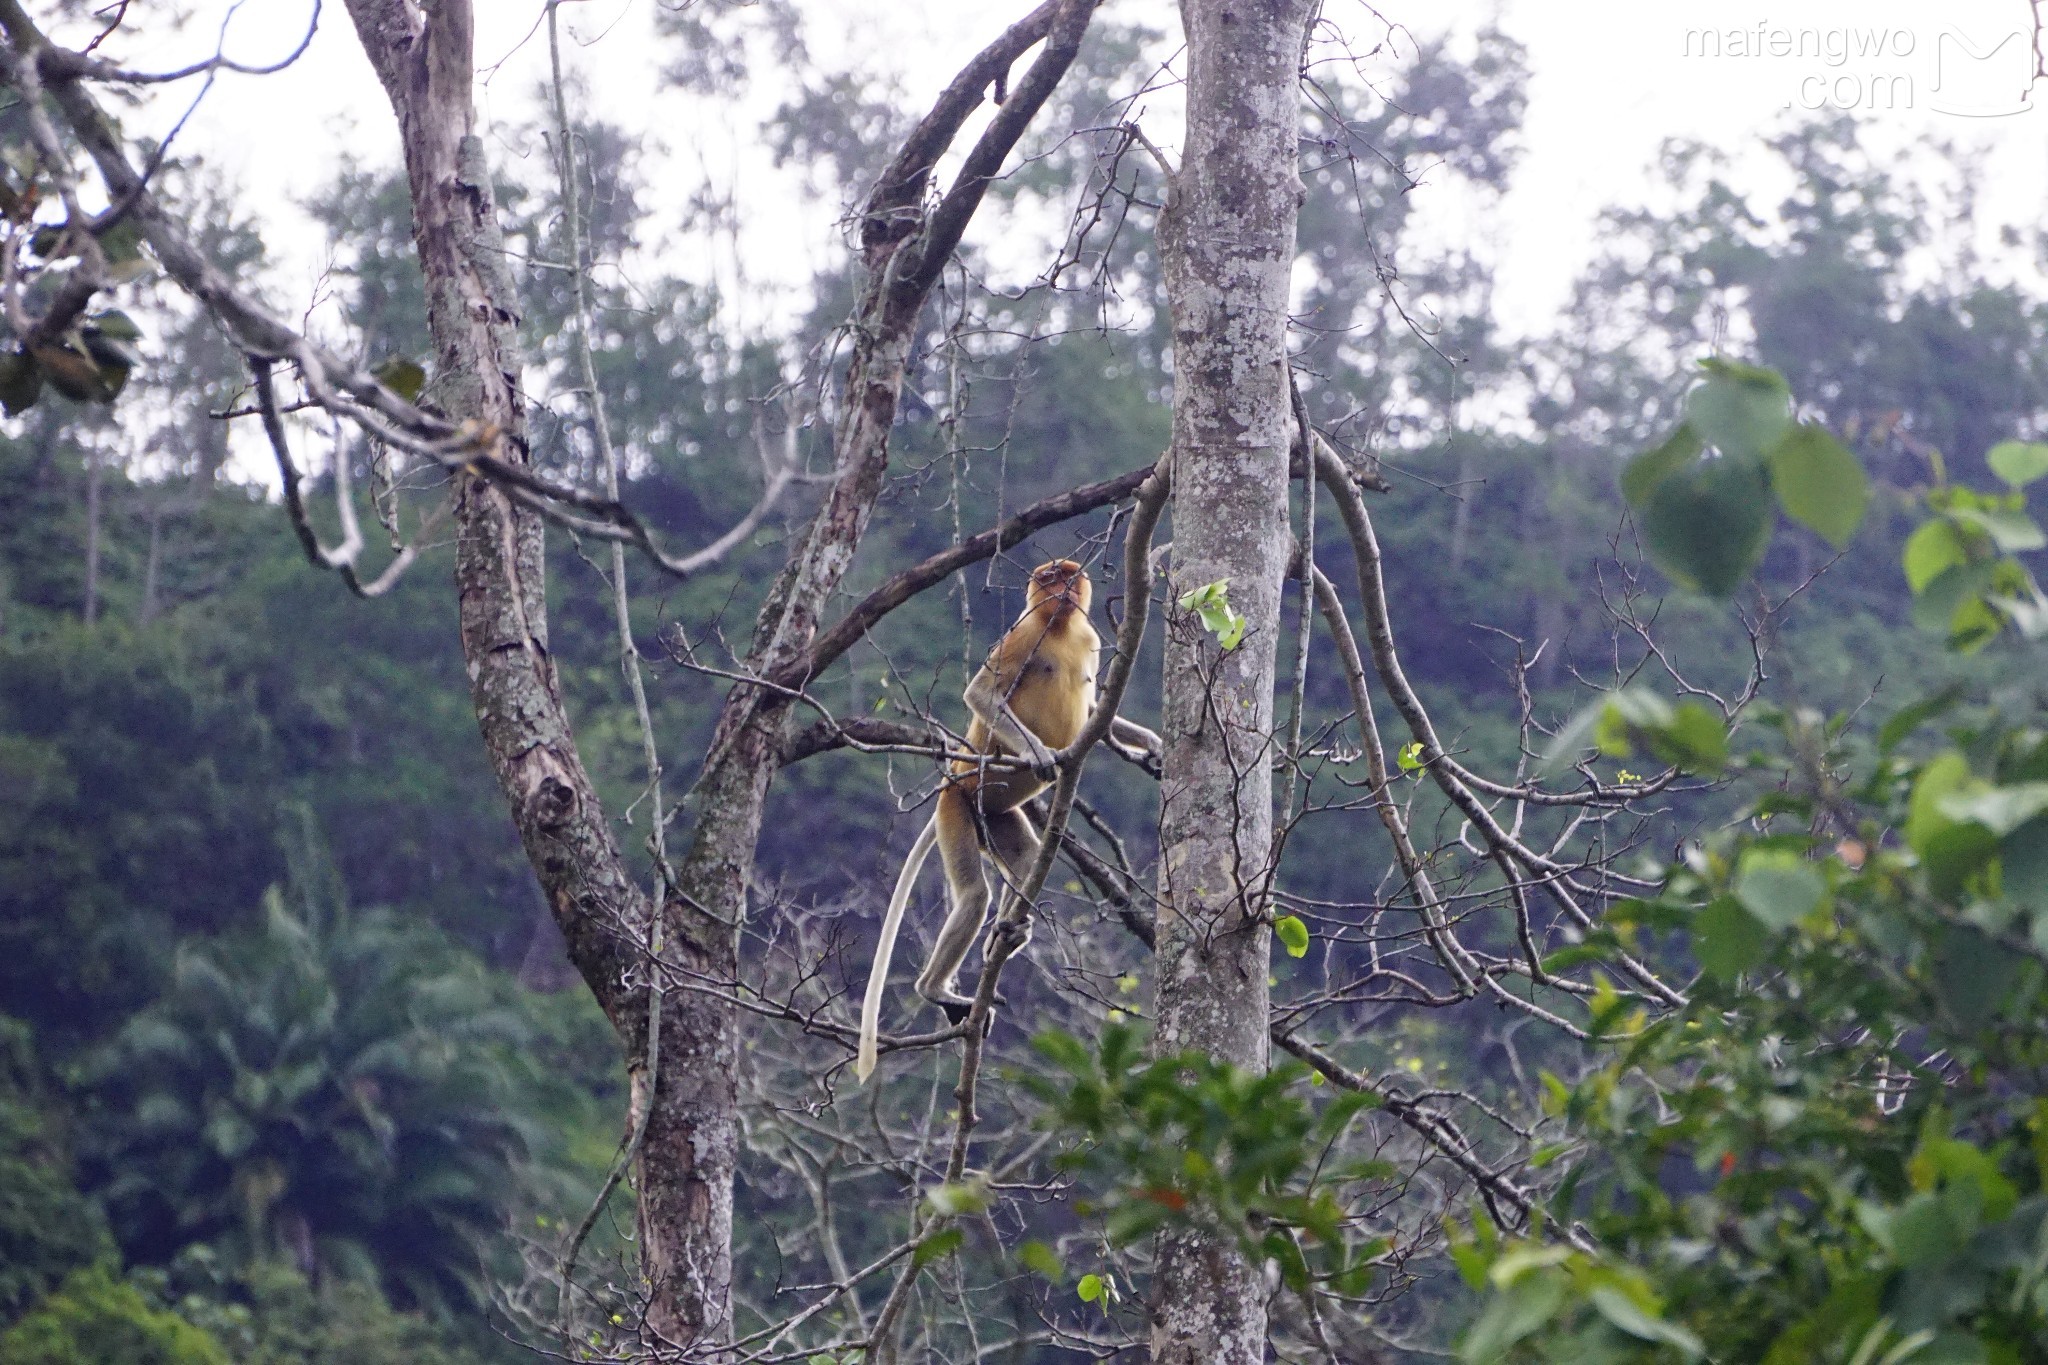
[934,989,1008,1027]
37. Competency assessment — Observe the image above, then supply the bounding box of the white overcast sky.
[50,0,2048,344]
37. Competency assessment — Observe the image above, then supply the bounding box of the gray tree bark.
[1151,1,1312,1361]
[343,0,1100,1350]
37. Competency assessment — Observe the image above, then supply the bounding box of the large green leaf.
[2003,817,2048,911]
[1903,519,1971,593]
[1766,423,1867,548]
[1686,361,1792,461]
[1947,505,2047,553]
[1938,783,2048,837]
[1622,424,1703,507]
[1693,896,1769,980]
[1930,923,2021,1031]
[1734,848,1826,930]
[1639,452,1775,596]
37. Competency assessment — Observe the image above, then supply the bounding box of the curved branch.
[778,460,1155,690]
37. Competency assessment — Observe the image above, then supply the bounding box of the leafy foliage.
[0,1019,112,1327]
[1623,360,1869,595]
[78,876,541,1315]
[1026,1024,1392,1298]
[0,1268,226,1365]
[1456,436,2048,1362]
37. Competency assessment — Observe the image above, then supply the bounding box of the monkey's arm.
[1105,715,1162,764]
[963,665,1058,773]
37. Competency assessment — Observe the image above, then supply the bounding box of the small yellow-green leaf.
[1077,1272,1103,1303]
[1275,914,1310,958]
[373,355,428,404]
[911,1226,964,1270]
[1017,1240,1063,1280]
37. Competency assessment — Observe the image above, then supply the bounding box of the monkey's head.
[1026,558,1091,617]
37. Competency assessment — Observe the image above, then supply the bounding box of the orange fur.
[856,560,1103,1081]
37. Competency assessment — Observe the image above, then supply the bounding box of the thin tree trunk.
[338,0,679,1332]
[139,504,162,623]
[1151,1,1311,1360]
[82,447,101,624]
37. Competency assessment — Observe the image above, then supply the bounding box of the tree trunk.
[338,0,698,1338]
[1151,1,1310,1361]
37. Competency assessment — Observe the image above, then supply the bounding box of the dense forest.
[3,3,2047,1361]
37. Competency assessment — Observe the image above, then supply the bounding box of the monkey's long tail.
[857,812,939,1083]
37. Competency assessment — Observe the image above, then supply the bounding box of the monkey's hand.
[1106,717,1164,774]
[1022,732,1059,782]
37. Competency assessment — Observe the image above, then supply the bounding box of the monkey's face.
[1029,559,1091,615]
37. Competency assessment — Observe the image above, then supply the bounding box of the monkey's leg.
[983,807,1042,963]
[915,789,989,1024]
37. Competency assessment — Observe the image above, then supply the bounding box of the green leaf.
[1639,451,1776,596]
[1908,754,2004,895]
[911,1226,964,1269]
[1931,922,2023,1031]
[1622,423,1703,507]
[1911,561,1997,637]
[1589,1285,1705,1357]
[1734,848,1826,929]
[1274,914,1310,959]
[1646,701,1730,774]
[1178,579,1247,651]
[1077,1272,1103,1303]
[1878,685,1965,755]
[1017,1240,1063,1280]
[1904,519,1972,593]
[1948,505,2047,553]
[1687,360,1793,461]
[372,355,428,404]
[1460,1269,1569,1363]
[0,349,41,415]
[1888,1192,1970,1268]
[1937,783,2048,837]
[1907,753,1978,857]
[1694,896,1769,980]
[923,1181,988,1217]
[85,308,143,341]
[1396,741,1424,772]
[1767,423,1868,548]
[1988,440,2048,489]
[2004,817,2048,911]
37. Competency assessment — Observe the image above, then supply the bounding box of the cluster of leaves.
[77,882,541,1316]
[1454,419,2048,1362]
[1178,578,1249,651]
[1458,702,2048,1362]
[1024,1023,1392,1300]
[1622,359,1868,596]
[0,1267,227,1365]
[1545,688,1730,779]
[1903,442,2048,650]
[0,147,152,415]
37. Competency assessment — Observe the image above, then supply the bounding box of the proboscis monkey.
[855,559,1159,1082]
